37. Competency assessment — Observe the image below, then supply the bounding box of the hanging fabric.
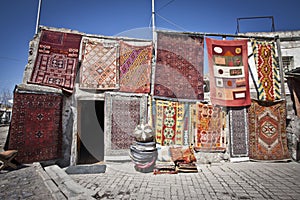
[206,38,251,107]
[251,39,281,101]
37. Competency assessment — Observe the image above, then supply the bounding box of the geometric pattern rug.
[191,102,226,152]
[80,38,119,90]
[206,38,251,107]
[8,90,63,163]
[154,99,192,146]
[248,99,290,161]
[119,41,152,93]
[229,107,249,157]
[251,40,281,101]
[104,92,148,157]
[154,31,204,100]
[29,30,82,93]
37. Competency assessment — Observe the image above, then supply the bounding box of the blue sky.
[1,0,300,93]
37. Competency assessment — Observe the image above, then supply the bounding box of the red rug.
[80,38,119,90]
[191,103,226,152]
[206,38,251,107]
[251,40,280,101]
[29,30,82,93]
[119,41,152,93]
[248,100,290,161]
[8,90,63,163]
[154,31,204,100]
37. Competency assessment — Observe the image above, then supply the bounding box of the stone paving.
[71,161,300,200]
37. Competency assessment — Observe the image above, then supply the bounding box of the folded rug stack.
[170,146,198,173]
[129,124,157,173]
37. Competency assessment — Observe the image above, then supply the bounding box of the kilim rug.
[29,30,82,93]
[8,90,63,163]
[248,99,290,161]
[206,38,251,107]
[229,107,249,157]
[154,99,192,146]
[251,40,280,101]
[287,77,300,117]
[191,102,226,152]
[154,31,204,100]
[104,92,148,156]
[80,38,119,90]
[119,41,152,93]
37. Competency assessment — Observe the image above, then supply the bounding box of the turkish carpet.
[29,30,82,93]
[251,40,280,101]
[206,38,251,107]
[119,41,152,93]
[80,38,119,90]
[8,90,63,163]
[104,92,148,156]
[154,99,192,146]
[248,99,290,161]
[287,77,300,117]
[229,107,249,157]
[191,102,226,152]
[154,31,204,100]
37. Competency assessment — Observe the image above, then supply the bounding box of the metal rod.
[275,36,286,100]
[35,0,42,34]
[152,0,155,40]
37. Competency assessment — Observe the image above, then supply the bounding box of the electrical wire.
[157,0,176,12]
[156,13,187,31]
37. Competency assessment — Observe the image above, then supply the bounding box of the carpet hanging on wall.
[119,41,152,93]
[248,99,290,161]
[229,107,249,157]
[80,38,119,90]
[29,30,82,93]
[154,31,204,100]
[191,102,226,152]
[206,38,251,107]
[104,92,148,156]
[8,90,63,163]
[154,99,192,146]
[251,40,280,101]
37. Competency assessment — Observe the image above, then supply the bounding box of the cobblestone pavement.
[71,161,300,200]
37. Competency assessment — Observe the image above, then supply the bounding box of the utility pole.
[152,0,155,40]
[35,0,42,34]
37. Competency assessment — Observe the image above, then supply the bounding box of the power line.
[157,0,176,12]
[156,13,187,31]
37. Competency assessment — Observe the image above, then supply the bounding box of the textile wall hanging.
[248,99,290,161]
[191,102,226,152]
[154,99,192,146]
[206,38,251,107]
[79,38,119,90]
[251,40,280,101]
[119,41,152,93]
[29,30,82,93]
[154,31,204,100]
[104,92,148,157]
[8,90,63,163]
[229,107,249,157]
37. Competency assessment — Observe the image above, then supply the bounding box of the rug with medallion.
[248,99,290,161]
[7,90,63,163]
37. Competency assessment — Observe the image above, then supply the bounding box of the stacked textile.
[129,124,157,173]
[154,146,177,174]
[170,146,198,173]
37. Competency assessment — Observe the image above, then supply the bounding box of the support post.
[35,0,42,34]
[275,36,286,100]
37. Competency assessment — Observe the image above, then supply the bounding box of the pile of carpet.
[129,124,157,173]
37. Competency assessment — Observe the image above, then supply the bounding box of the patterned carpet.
[248,99,290,161]
[119,41,152,93]
[8,90,63,163]
[80,38,119,90]
[29,30,82,93]
[229,107,249,157]
[191,103,226,152]
[251,40,280,101]
[154,31,204,100]
[206,38,251,107]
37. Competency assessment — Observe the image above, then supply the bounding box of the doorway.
[77,100,105,164]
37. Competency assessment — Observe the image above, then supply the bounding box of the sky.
[1,0,300,94]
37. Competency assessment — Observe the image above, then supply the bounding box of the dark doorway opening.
[77,100,105,164]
